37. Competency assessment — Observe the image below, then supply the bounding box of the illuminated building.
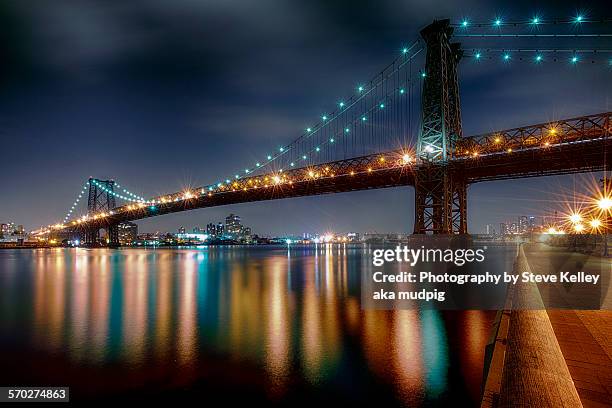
[118,222,138,244]
[225,214,242,238]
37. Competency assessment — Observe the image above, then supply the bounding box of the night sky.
[1,0,610,235]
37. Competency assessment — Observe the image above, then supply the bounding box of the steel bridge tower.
[85,178,119,246]
[414,19,467,234]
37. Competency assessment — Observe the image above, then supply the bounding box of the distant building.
[118,222,138,244]
[528,216,536,230]
[178,226,186,234]
[518,216,529,233]
[225,214,242,237]
[485,224,496,235]
[0,223,16,238]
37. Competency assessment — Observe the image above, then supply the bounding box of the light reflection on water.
[0,245,498,405]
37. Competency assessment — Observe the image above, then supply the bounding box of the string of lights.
[453,15,612,28]
[62,183,90,223]
[454,33,612,38]
[90,179,149,204]
[255,75,420,174]
[466,48,612,64]
[70,67,422,219]
[113,181,146,202]
[207,40,424,190]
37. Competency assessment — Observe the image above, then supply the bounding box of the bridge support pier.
[84,229,99,246]
[414,164,467,234]
[106,224,120,247]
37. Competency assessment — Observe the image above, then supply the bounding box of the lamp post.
[597,197,612,256]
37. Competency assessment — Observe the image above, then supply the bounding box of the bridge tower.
[414,19,467,234]
[85,178,119,246]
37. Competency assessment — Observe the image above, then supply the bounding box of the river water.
[0,245,512,405]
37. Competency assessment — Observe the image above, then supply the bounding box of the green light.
[571,55,578,63]
[306,127,312,132]
[256,162,260,167]
[302,155,307,159]
[399,88,405,94]
[339,102,345,108]
[421,71,426,78]
[461,20,468,27]
[402,47,408,54]
[322,115,328,120]
[345,127,350,133]
[361,116,367,121]
[279,147,284,152]
[235,175,239,179]
[475,53,481,59]
[358,86,364,92]
[532,16,539,24]
[330,138,334,143]
[316,147,320,152]
[290,162,295,166]
[494,19,501,26]
[245,169,249,173]
[379,103,384,109]
[575,15,583,23]
[535,54,542,62]
[226,179,230,183]
[267,155,272,160]
[503,53,510,60]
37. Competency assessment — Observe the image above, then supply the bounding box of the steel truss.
[85,178,119,246]
[456,112,611,156]
[414,19,466,234]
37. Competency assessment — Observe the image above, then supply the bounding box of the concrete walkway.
[547,310,612,408]
[523,244,612,408]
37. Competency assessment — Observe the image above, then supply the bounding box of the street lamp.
[597,196,612,256]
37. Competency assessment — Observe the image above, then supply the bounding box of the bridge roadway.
[63,119,611,234]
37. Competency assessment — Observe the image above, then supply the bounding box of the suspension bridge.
[36,17,612,246]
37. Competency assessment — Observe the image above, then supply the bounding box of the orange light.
[589,218,602,229]
[597,197,612,210]
[568,213,582,224]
